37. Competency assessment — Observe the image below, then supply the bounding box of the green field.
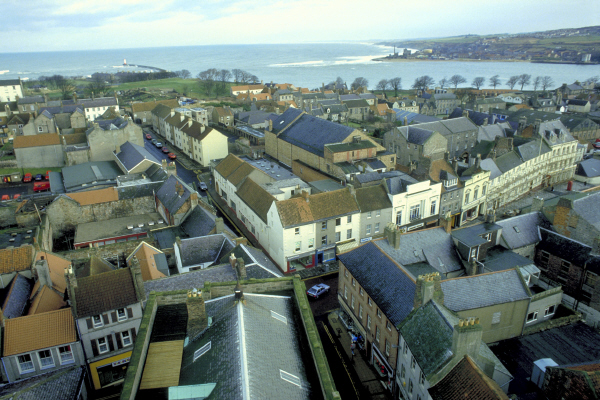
[0,167,61,176]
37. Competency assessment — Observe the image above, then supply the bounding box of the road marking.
[208,193,245,236]
[321,321,361,399]
[301,271,339,281]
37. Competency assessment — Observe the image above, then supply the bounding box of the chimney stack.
[476,154,481,169]
[301,190,309,203]
[440,211,453,234]
[236,258,247,280]
[347,184,355,196]
[452,318,483,361]
[485,209,496,224]
[186,289,208,339]
[384,223,401,249]
[129,256,146,300]
[268,119,273,132]
[467,258,478,276]
[64,265,77,315]
[531,197,544,213]
[34,259,52,288]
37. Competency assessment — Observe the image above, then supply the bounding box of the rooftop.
[74,212,162,245]
[73,267,138,318]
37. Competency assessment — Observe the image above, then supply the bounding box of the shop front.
[287,252,315,271]
[371,344,394,392]
[316,245,336,264]
[89,351,132,390]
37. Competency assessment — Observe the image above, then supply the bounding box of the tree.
[517,74,531,90]
[335,76,344,85]
[489,75,501,89]
[197,68,219,97]
[232,69,243,83]
[181,69,191,79]
[181,84,189,96]
[376,79,389,93]
[389,77,402,97]
[218,69,232,95]
[533,76,542,91]
[55,75,74,99]
[249,75,259,84]
[439,77,448,89]
[471,77,485,90]
[585,76,599,88]
[506,75,519,90]
[541,76,554,91]
[352,77,368,90]
[411,75,435,91]
[449,74,467,89]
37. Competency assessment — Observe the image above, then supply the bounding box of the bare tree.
[249,75,259,84]
[489,75,501,89]
[517,74,531,90]
[352,77,368,90]
[471,77,485,90]
[506,75,519,90]
[335,76,344,85]
[439,77,448,89]
[197,68,219,97]
[232,69,243,83]
[389,77,402,97]
[533,76,542,91]
[411,75,435,91]
[449,74,467,89]
[218,69,232,95]
[376,79,389,93]
[541,76,554,91]
[181,69,191,79]
[55,75,75,99]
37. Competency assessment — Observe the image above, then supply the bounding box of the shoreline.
[372,57,599,65]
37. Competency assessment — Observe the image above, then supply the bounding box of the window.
[308,238,314,249]
[403,341,408,355]
[352,278,356,287]
[359,287,364,296]
[375,223,380,233]
[408,379,413,395]
[347,215,352,223]
[492,311,501,324]
[38,126,43,132]
[336,218,341,226]
[396,211,402,225]
[295,241,301,252]
[295,227,300,235]
[401,364,406,378]
[375,326,380,342]
[367,211,372,219]
[367,315,372,330]
[539,250,550,265]
[347,229,352,239]
[377,308,382,318]
[59,345,74,365]
[344,285,348,299]
[526,311,538,323]
[482,185,487,195]
[470,248,477,258]
[321,221,327,230]
[359,304,363,319]
[117,308,127,322]
[585,272,598,288]
[385,339,390,356]
[430,200,436,215]
[93,315,103,328]
[351,295,355,309]
[368,297,372,307]
[376,210,381,217]
[411,355,416,369]
[344,268,349,278]
[322,235,327,245]
[38,350,54,369]
[409,204,420,221]
[483,233,492,242]
[545,305,556,317]
[366,224,372,235]
[17,354,34,374]
[465,191,470,204]
[474,187,479,200]
[420,370,425,385]
[335,232,341,242]
[386,320,392,331]
[97,337,109,354]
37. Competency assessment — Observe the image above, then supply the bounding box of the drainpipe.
[1,357,11,384]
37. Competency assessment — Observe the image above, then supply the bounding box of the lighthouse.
[123,58,127,66]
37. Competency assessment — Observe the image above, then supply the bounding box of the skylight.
[271,310,287,324]
[280,370,301,387]
[513,227,520,233]
[193,341,211,362]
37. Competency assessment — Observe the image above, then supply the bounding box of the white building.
[386,174,442,232]
[0,78,24,102]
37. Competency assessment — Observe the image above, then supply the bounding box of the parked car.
[45,170,51,180]
[199,182,208,191]
[33,181,50,192]
[145,133,152,140]
[168,152,176,160]
[162,147,169,153]
[1,195,9,201]
[23,173,32,183]
[151,139,158,145]
[593,139,600,149]
[306,283,330,299]
[13,194,20,200]
[34,174,43,181]
[155,142,162,148]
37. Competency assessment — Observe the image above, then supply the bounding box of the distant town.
[0,51,600,400]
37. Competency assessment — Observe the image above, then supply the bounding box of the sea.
[1,42,598,90]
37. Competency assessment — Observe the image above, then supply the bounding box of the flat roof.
[236,124,265,138]
[241,156,299,181]
[74,213,163,245]
[140,340,184,390]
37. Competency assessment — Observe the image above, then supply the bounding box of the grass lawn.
[0,167,61,175]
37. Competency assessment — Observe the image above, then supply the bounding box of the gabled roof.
[143,264,237,295]
[131,99,179,113]
[428,355,509,400]
[571,191,600,232]
[13,133,60,149]
[115,141,161,172]
[214,154,245,179]
[65,187,119,205]
[451,222,502,247]
[180,206,218,238]
[219,243,283,278]
[441,270,530,312]
[342,99,370,108]
[4,308,77,356]
[236,178,277,224]
[0,245,33,274]
[577,158,600,178]
[151,103,173,119]
[275,188,359,227]
[338,241,416,325]
[178,234,234,268]
[405,126,435,145]
[155,175,194,215]
[73,267,138,318]
[127,242,167,281]
[35,251,69,293]
[354,184,392,213]
[496,212,548,250]
[28,285,66,315]
[2,274,33,319]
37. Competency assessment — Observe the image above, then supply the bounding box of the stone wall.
[204,277,294,299]
[88,123,143,162]
[0,204,17,228]
[15,144,64,168]
[58,238,157,261]
[65,148,90,165]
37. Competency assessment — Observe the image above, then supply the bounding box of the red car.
[33,181,50,192]
[145,133,152,140]
[594,139,600,149]
[162,147,169,153]
[45,170,51,180]
[23,173,32,183]
[1,195,9,201]
[168,152,176,159]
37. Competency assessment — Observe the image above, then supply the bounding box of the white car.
[199,182,208,191]
[306,283,330,299]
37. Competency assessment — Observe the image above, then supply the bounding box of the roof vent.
[513,227,520,233]
[148,221,155,226]
[158,219,164,224]
[9,238,15,242]
[138,223,144,228]
[127,225,134,229]
[11,232,17,237]
[280,370,301,387]
[26,230,32,234]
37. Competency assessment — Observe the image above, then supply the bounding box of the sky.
[1,0,599,53]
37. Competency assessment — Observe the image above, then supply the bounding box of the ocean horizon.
[1,43,596,91]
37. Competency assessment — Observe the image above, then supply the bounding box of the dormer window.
[444,179,457,188]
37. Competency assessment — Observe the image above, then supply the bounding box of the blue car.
[34,174,43,181]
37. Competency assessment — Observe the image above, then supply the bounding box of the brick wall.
[58,238,157,261]
[535,249,583,296]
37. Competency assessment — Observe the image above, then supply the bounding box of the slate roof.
[483,247,535,273]
[236,110,271,126]
[219,243,283,278]
[338,241,416,325]
[399,301,454,376]
[451,222,502,247]
[386,174,419,195]
[577,158,600,177]
[178,234,235,268]
[407,126,435,145]
[515,139,551,162]
[61,161,122,191]
[428,355,509,400]
[537,227,592,266]
[0,366,85,400]
[115,141,160,172]
[343,99,370,109]
[441,270,530,312]
[505,109,561,125]
[450,108,496,127]
[155,175,194,215]
[353,170,403,185]
[276,188,359,227]
[3,308,77,356]
[274,113,357,157]
[73,267,138,318]
[572,191,600,232]
[392,109,441,124]
[325,140,376,153]
[151,103,173,119]
[180,206,217,238]
[376,228,463,275]
[236,178,277,224]
[2,274,33,319]
[494,151,523,173]
[178,294,318,399]
[496,212,548,250]
[143,264,237,295]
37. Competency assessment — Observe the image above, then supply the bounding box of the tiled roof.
[441,270,530,312]
[338,241,416,325]
[151,103,173,119]
[73,267,138,318]
[227,162,258,187]
[13,133,60,149]
[34,252,69,293]
[276,188,359,227]
[496,212,548,250]
[28,285,66,315]
[4,308,77,356]
[155,175,194,215]
[128,242,166,281]
[0,245,33,274]
[428,355,509,400]
[354,184,392,213]
[236,178,277,223]
[214,154,244,179]
[115,141,160,172]
[65,187,119,205]
[3,274,33,319]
